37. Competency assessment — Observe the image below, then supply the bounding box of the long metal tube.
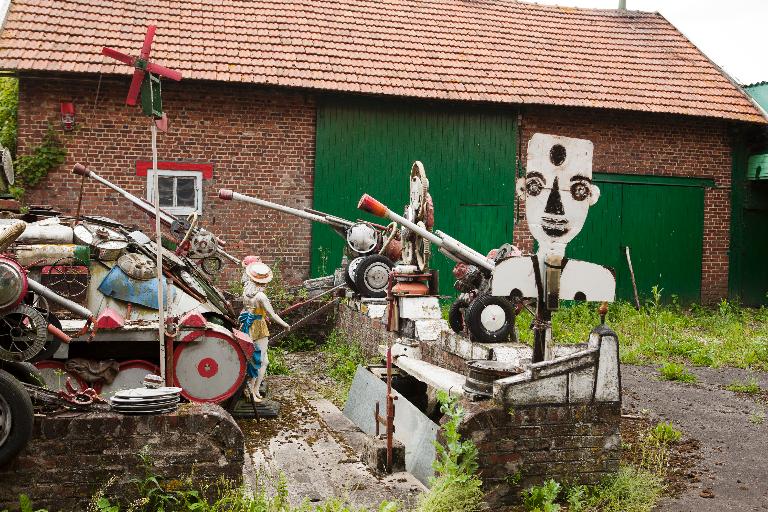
[219,189,331,225]
[27,278,93,320]
[73,163,239,264]
[73,163,177,226]
[358,194,494,272]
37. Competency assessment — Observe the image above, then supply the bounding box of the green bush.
[521,479,561,512]
[648,422,682,445]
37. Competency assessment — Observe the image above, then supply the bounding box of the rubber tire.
[31,311,62,363]
[465,295,515,343]
[0,369,34,467]
[448,298,469,334]
[344,263,358,293]
[0,362,44,387]
[353,254,393,299]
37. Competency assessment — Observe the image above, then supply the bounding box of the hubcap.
[480,304,506,332]
[0,391,11,448]
[364,263,390,291]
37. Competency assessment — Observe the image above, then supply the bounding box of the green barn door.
[312,98,517,296]
[568,175,707,303]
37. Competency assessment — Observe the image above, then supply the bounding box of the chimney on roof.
[619,0,626,9]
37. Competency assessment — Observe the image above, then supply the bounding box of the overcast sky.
[0,0,764,85]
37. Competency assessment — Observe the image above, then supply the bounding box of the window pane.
[176,177,197,208]
[158,176,174,207]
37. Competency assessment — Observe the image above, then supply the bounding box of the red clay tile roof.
[0,0,764,123]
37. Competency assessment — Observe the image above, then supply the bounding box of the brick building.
[0,0,765,303]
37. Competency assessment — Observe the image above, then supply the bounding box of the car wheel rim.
[364,263,390,291]
[480,304,506,332]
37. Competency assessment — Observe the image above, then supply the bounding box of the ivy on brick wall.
[0,78,67,201]
[11,125,67,200]
[0,77,17,155]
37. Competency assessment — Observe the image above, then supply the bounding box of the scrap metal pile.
[0,166,255,409]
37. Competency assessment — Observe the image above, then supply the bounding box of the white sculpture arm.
[255,291,290,329]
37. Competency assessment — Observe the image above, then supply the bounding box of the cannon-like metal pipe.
[218,189,354,231]
[357,194,494,272]
[27,278,93,321]
[73,163,239,264]
[73,163,177,226]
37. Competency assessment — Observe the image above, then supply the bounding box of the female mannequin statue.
[239,260,290,401]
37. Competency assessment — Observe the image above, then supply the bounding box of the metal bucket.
[463,359,523,398]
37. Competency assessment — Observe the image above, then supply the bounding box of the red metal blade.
[146,61,182,81]
[141,25,156,60]
[126,69,145,106]
[101,47,133,65]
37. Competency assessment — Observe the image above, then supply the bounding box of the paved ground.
[239,374,425,509]
[622,365,768,512]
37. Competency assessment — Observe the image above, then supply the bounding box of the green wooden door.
[568,175,707,303]
[312,98,517,296]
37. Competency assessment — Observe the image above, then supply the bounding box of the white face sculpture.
[517,134,600,251]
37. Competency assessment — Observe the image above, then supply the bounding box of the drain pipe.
[619,0,626,9]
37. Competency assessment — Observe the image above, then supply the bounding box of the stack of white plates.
[110,387,183,415]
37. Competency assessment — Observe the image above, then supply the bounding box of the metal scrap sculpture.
[218,189,403,298]
[491,133,615,361]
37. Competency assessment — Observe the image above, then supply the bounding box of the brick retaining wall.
[0,403,244,511]
[458,401,621,506]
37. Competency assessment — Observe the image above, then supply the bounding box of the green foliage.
[228,279,244,297]
[583,467,662,512]
[658,362,696,383]
[279,334,318,353]
[514,288,768,371]
[520,467,662,512]
[12,125,67,200]
[321,329,370,405]
[749,409,765,425]
[726,377,762,394]
[521,479,561,512]
[415,391,483,512]
[431,391,479,482]
[648,422,682,445]
[0,77,17,156]
[267,347,291,376]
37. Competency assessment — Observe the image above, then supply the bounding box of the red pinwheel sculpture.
[102,25,182,120]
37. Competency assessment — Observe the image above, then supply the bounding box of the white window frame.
[146,169,203,215]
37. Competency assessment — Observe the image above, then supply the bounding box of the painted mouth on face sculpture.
[541,216,569,237]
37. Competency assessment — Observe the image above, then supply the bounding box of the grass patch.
[726,377,762,394]
[320,329,373,407]
[513,291,768,370]
[749,409,765,425]
[658,362,696,383]
[267,347,290,376]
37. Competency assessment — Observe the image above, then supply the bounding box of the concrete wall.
[0,403,244,511]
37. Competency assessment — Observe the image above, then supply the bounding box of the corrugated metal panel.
[313,98,517,296]
[568,175,705,303]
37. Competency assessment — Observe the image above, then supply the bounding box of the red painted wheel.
[33,361,88,392]
[98,360,160,399]
[173,329,246,403]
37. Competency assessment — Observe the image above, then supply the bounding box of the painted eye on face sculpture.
[525,178,544,196]
[570,181,591,201]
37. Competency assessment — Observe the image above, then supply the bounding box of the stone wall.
[458,401,621,506]
[0,403,244,511]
